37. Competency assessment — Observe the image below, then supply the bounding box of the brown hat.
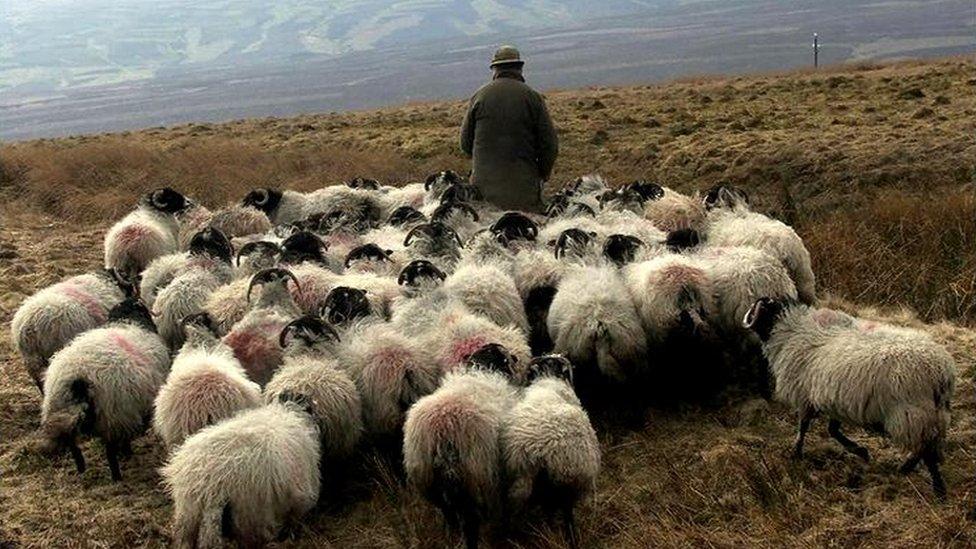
[490,45,524,68]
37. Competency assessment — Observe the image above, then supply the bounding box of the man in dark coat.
[460,45,558,213]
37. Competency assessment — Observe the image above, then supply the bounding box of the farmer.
[460,45,559,214]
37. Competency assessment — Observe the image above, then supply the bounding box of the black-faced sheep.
[104,188,192,277]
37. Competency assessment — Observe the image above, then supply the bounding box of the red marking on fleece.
[658,264,705,288]
[223,321,287,383]
[60,282,106,322]
[373,347,412,381]
[110,332,150,369]
[446,336,488,371]
[858,321,879,333]
[117,224,152,245]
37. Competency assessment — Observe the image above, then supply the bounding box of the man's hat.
[490,45,524,68]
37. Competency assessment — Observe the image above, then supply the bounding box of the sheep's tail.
[431,442,479,546]
[593,321,624,381]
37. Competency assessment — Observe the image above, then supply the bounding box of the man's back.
[460,52,558,214]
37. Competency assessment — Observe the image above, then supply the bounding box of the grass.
[1,57,975,547]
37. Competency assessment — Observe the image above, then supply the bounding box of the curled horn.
[180,312,216,339]
[404,224,433,247]
[150,189,168,209]
[254,188,270,206]
[247,268,302,305]
[424,173,438,191]
[278,316,341,349]
[235,241,281,267]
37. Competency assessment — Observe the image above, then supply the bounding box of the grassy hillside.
[0,57,974,547]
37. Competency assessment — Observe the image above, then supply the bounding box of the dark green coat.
[460,73,558,213]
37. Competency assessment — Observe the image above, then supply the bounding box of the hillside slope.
[0,57,974,547]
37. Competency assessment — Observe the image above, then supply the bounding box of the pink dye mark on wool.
[110,332,150,369]
[446,336,489,371]
[858,321,879,333]
[658,264,705,289]
[117,224,153,245]
[373,347,412,381]
[60,282,107,323]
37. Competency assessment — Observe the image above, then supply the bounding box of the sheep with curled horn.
[265,315,363,470]
[550,227,600,261]
[441,255,530,335]
[153,227,236,350]
[104,187,193,279]
[242,187,308,225]
[501,355,600,549]
[300,184,386,232]
[177,203,272,251]
[597,186,647,216]
[161,398,320,549]
[703,183,816,304]
[641,185,707,233]
[430,198,484,243]
[344,242,399,276]
[419,170,466,212]
[153,312,262,450]
[743,297,956,500]
[11,268,136,393]
[221,268,302,387]
[346,176,381,190]
[233,240,281,279]
[40,298,169,481]
[489,212,540,247]
[403,221,464,268]
[141,224,235,309]
[390,260,453,336]
[403,343,521,549]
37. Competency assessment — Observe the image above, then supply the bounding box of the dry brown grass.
[1,57,976,547]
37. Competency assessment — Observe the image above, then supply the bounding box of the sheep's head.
[102,268,140,298]
[527,354,574,385]
[743,297,786,342]
[625,180,664,201]
[665,228,701,252]
[551,228,597,260]
[387,206,427,228]
[599,187,646,214]
[703,184,750,211]
[279,315,341,349]
[431,200,480,224]
[424,170,464,192]
[40,378,94,474]
[143,187,191,214]
[545,194,571,218]
[397,259,447,289]
[346,177,381,190]
[602,234,645,266]
[280,231,328,265]
[345,243,393,269]
[180,311,219,341]
[235,241,281,269]
[321,286,372,326]
[189,226,234,263]
[438,183,483,205]
[247,268,301,305]
[242,188,283,217]
[404,222,463,252]
[490,212,539,242]
[466,343,518,378]
[570,175,608,196]
[108,297,156,332]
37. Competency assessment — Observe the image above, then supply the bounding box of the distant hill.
[1,0,972,140]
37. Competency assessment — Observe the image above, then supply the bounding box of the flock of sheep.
[10,172,959,548]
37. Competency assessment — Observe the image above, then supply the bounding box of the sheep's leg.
[461,513,480,549]
[827,420,870,461]
[922,447,947,501]
[793,408,815,459]
[562,505,579,549]
[68,441,86,474]
[119,439,133,458]
[105,442,122,481]
[899,452,922,474]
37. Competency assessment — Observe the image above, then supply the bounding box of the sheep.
[704,184,816,304]
[547,265,646,383]
[11,269,135,392]
[743,298,956,499]
[178,204,273,251]
[104,188,192,278]
[459,229,516,268]
[390,260,453,336]
[622,254,714,349]
[426,302,532,378]
[161,399,320,548]
[152,228,235,350]
[642,186,707,233]
[340,321,442,441]
[153,313,262,450]
[403,343,521,549]
[234,240,281,279]
[385,205,428,229]
[597,186,647,216]
[265,316,363,465]
[431,199,484,243]
[550,228,600,261]
[489,212,540,246]
[602,234,648,267]
[344,243,399,276]
[299,185,386,233]
[442,261,530,335]
[403,221,464,268]
[501,355,600,548]
[40,298,170,480]
[242,187,308,225]
[419,170,467,214]
[222,268,302,386]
